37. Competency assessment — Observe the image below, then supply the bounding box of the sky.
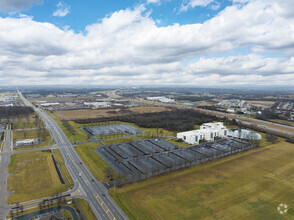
[0,0,294,86]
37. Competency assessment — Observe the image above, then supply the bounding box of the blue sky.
[1,0,232,32]
[0,0,293,86]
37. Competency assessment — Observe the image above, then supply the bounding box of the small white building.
[15,139,39,147]
[177,122,228,144]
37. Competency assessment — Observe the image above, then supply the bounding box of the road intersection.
[17,91,127,220]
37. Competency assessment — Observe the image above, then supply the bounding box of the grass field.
[53,149,74,189]
[48,113,89,143]
[270,119,294,127]
[110,141,294,220]
[13,128,53,149]
[75,142,116,182]
[61,209,73,220]
[101,137,137,145]
[53,106,170,120]
[247,100,276,106]
[12,114,44,130]
[7,151,67,204]
[76,199,96,220]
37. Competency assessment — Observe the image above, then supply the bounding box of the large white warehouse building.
[177,122,228,144]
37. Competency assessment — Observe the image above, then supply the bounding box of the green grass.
[53,149,74,189]
[12,114,44,130]
[61,209,73,220]
[76,199,96,220]
[75,142,116,182]
[101,137,137,145]
[7,151,67,204]
[110,141,294,220]
[165,138,191,148]
[13,128,54,149]
[47,113,89,143]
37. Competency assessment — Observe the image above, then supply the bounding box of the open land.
[75,142,117,182]
[246,100,276,106]
[53,106,170,121]
[7,150,67,204]
[110,140,294,220]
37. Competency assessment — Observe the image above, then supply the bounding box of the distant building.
[146,96,175,103]
[177,122,227,144]
[40,102,60,107]
[84,102,111,108]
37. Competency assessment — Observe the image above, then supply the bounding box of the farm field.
[110,141,294,220]
[7,151,67,204]
[246,100,276,106]
[53,106,170,121]
[128,106,170,113]
[75,142,116,182]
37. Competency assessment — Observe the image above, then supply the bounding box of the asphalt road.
[18,92,127,220]
[0,126,11,220]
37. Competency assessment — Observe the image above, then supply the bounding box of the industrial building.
[177,122,228,144]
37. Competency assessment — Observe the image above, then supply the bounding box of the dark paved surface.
[96,138,255,185]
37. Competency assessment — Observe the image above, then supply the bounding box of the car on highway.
[80,161,82,164]
[79,173,82,177]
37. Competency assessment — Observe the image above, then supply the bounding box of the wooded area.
[75,109,223,132]
[0,106,34,118]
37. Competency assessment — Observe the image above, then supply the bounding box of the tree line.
[75,109,223,132]
[0,106,34,118]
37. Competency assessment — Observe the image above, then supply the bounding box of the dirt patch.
[246,100,275,106]
[129,106,170,113]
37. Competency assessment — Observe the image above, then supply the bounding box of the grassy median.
[76,198,96,220]
[75,142,116,182]
[53,149,74,189]
[110,141,294,219]
[7,150,67,204]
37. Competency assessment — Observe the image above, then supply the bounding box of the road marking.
[94,194,116,220]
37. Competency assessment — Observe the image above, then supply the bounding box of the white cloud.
[53,2,70,17]
[146,0,161,4]
[0,0,294,86]
[0,0,42,12]
[181,0,215,12]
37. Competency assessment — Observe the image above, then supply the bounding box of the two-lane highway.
[19,91,127,220]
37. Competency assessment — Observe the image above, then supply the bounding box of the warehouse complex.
[177,122,228,144]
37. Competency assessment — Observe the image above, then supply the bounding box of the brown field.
[246,100,275,106]
[129,106,170,113]
[54,106,169,120]
[54,109,122,120]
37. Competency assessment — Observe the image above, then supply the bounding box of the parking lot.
[96,138,255,184]
[84,124,142,136]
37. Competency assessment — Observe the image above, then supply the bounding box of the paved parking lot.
[84,124,142,136]
[96,138,255,184]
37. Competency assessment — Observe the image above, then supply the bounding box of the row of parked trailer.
[96,138,255,183]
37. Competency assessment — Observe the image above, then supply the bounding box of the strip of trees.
[75,109,223,132]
